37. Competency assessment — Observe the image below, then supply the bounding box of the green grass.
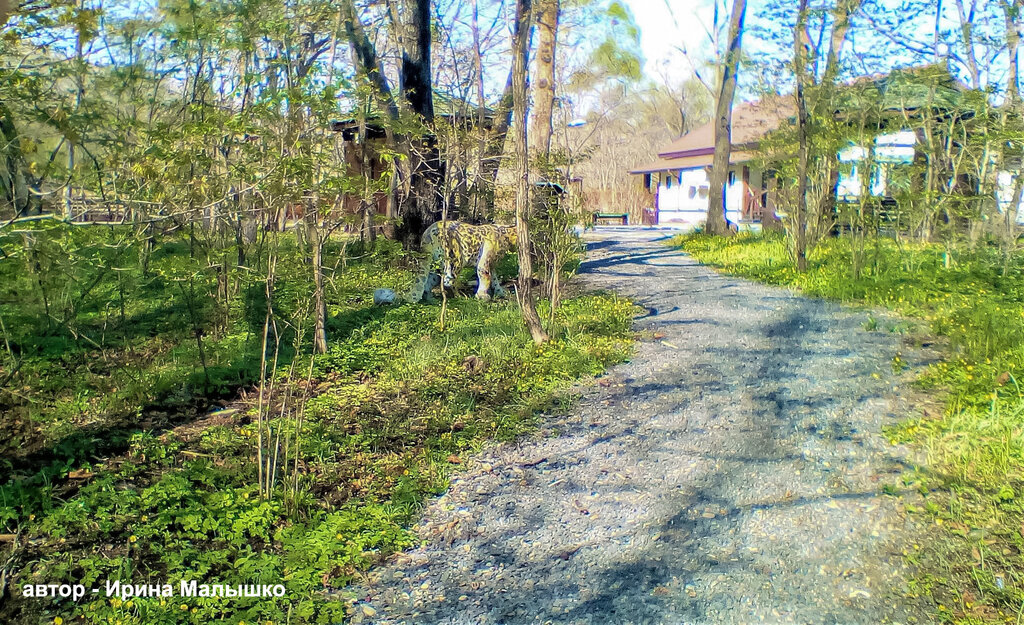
[0,223,636,625]
[676,231,1024,624]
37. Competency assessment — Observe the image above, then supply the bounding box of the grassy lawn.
[676,231,1024,624]
[0,223,636,625]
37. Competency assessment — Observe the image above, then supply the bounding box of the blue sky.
[620,0,1012,97]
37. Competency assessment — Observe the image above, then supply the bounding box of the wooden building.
[328,94,498,226]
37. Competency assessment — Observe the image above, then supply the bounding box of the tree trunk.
[478,1,533,211]
[706,0,746,236]
[470,0,488,221]
[307,202,328,354]
[400,0,433,122]
[1002,1,1023,271]
[341,0,399,120]
[1004,0,1022,104]
[512,0,547,344]
[953,0,982,89]
[344,0,432,244]
[358,98,376,245]
[793,0,811,272]
[530,0,559,160]
[396,0,440,247]
[529,0,562,311]
[813,0,861,229]
[66,0,85,220]
[385,161,399,239]
[0,99,38,217]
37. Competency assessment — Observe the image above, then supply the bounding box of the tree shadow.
[359,298,935,624]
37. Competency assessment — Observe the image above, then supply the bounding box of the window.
[698,185,709,199]
[666,175,672,189]
[688,186,697,199]
[728,170,736,185]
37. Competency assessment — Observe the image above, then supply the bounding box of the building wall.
[833,130,1022,226]
[997,171,1024,225]
[652,166,750,227]
[836,131,916,200]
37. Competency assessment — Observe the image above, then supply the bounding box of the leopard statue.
[407,221,517,302]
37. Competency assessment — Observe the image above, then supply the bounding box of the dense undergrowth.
[0,223,636,625]
[676,231,1024,624]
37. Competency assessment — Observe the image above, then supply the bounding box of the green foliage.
[564,0,644,89]
[676,231,1024,624]
[0,227,635,625]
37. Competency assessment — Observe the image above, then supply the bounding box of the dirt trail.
[352,230,937,625]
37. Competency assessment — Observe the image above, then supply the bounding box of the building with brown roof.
[628,65,1005,230]
[630,98,794,228]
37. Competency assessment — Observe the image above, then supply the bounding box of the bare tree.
[512,0,548,344]
[784,0,862,271]
[530,0,559,160]
[1000,0,1023,270]
[1002,0,1021,103]
[396,0,440,244]
[340,0,440,246]
[706,0,747,236]
[793,0,812,272]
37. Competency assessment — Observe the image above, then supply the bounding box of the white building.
[996,170,1024,225]
[632,89,1023,229]
[630,99,793,229]
[836,131,917,199]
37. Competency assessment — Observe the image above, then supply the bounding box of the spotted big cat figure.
[407,221,517,302]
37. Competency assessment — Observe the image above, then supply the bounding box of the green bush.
[1,225,635,624]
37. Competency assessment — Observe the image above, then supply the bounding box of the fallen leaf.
[462,355,486,374]
[447,454,461,464]
[557,544,582,560]
[68,470,93,480]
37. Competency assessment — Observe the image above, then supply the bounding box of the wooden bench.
[592,212,628,225]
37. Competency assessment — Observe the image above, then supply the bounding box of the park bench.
[592,212,628,226]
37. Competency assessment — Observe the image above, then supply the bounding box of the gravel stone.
[351,230,938,625]
[374,288,398,305]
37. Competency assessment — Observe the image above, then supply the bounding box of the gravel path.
[352,230,938,625]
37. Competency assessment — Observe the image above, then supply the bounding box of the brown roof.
[656,124,714,158]
[629,151,755,174]
[634,97,795,174]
